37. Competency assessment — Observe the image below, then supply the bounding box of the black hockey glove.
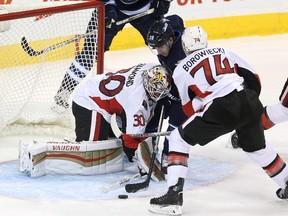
[105,4,117,29]
[153,0,171,18]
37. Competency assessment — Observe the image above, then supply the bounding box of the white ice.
[0,34,288,216]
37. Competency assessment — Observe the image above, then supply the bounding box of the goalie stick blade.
[125,179,151,193]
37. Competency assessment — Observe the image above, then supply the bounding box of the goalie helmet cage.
[0,1,104,137]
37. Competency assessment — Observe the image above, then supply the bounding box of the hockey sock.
[167,152,189,187]
[246,145,288,188]
[263,103,288,127]
[261,106,275,130]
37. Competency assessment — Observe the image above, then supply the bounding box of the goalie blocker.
[19,139,123,177]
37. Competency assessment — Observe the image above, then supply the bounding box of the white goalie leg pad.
[19,139,124,177]
[149,204,182,216]
[135,137,165,182]
[19,140,47,177]
[19,140,33,173]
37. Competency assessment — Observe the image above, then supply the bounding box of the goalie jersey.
[73,63,156,135]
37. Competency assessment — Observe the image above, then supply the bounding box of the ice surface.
[0,34,288,216]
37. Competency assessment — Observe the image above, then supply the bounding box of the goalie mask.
[181,26,208,55]
[143,65,171,102]
[147,19,174,49]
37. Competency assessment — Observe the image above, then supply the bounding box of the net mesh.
[0,1,104,136]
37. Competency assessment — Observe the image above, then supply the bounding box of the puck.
[118,194,128,199]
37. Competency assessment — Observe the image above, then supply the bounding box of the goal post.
[0,1,105,137]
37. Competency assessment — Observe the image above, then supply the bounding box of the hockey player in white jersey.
[72,63,171,163]
[231,78,288,147]
[149,26,288,215]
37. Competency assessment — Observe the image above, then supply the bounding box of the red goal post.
[0,1,104,136]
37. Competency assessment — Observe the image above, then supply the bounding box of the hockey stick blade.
[21,37,40,56]
[125,178,149,193]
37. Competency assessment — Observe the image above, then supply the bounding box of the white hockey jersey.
[173,47,255,117]
[73,63,156,135]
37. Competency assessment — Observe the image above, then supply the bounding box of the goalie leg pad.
[135,138,165,182]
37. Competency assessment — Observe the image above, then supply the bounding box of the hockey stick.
[110,113,170,139]
[21,8,155,57]
[116,8,154,25]
[20,30,96,57]
[125,105,165,193]
[101,165,148,193]
[101,172,141,193]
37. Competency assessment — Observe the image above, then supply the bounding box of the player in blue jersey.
[53,0,173,109]
[145,15,188,174]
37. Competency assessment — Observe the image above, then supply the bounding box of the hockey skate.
[149,178,184,215]
[230,131,241,148]
[52,88,71,113]
[135,139,165,182]
[276,181,288,199]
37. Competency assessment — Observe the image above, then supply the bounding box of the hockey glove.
[152,0,171,18]
[121,134,145,162]
[105,4,117,29]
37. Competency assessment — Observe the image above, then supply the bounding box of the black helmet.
[147,19,174,48]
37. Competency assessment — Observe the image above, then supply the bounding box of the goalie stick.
[101,172,142,193]
[101,166,147,193]
[125,105,165,193]
[21,8,155,57]
[110,113,171,139]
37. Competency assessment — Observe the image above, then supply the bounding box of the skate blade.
[149,204,182,215]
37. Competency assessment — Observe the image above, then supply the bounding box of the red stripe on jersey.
[261,107,275,130]
[91,97,124,115]
[182,101,195,117]
[263,154,286,178]
[168,153,188,167]
[189,84,212,99]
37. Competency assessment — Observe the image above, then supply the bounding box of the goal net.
[0,1,104,137]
